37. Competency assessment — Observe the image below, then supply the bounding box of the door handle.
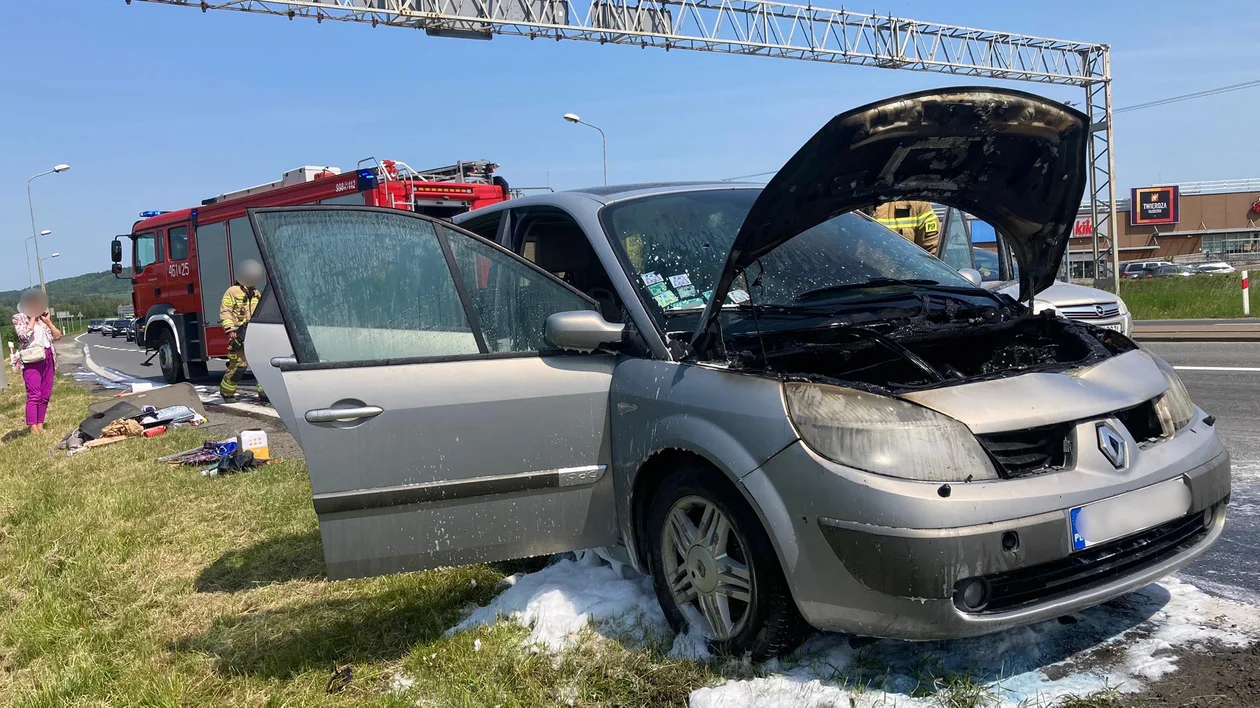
[304,406,383,423]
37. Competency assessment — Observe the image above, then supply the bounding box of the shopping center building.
[1065,179,1260,278]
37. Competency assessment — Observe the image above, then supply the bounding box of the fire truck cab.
[110,159,510,383]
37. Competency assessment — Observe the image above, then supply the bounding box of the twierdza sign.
[1130,186,1180,227]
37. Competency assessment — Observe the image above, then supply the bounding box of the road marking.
[1174,366,1260,372]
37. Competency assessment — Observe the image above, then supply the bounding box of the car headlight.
[783,382,998,482]
[1151,356,1195,433]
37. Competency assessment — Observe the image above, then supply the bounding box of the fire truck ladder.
[123,0,1122,290]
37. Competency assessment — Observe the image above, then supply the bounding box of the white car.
[1196,262,1236,274]
[938,216,1132,336]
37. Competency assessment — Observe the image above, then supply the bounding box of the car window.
[457,212,503,243]
[134,232,159,270]
[251,209,477,364]
[601,189,969,322]
[168,226,189,261]
[443,226,595,353]
[936,208,974,271]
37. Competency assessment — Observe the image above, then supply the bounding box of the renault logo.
[1097,422,1128,469]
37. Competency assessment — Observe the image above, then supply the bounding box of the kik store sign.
[1130,186,1180,226]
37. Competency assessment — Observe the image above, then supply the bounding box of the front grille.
[977,424,1072,478]
[957,511,1208,614]
[1059,303,1121,320]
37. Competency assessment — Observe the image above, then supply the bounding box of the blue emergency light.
[139,210,170,218]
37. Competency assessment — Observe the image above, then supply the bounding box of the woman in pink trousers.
[11,289,62,434]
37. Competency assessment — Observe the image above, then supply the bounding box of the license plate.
[1069,477,1192,551]
[1098,323,1124,332]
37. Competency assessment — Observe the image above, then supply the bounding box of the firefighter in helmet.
[219,259,267,403]
[871,200,940,255]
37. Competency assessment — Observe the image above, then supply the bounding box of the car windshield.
[600,189,971,320]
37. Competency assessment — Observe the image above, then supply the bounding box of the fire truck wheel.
[156,329,186,384]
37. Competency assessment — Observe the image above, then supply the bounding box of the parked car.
[963,250,1132,336]
[1121,261,1167,278]
[246,88,1229,660]
[1195,262,1236,274]
[1153,264,1195,278]
[87,319,106,333]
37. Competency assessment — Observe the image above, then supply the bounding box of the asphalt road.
[1143,342,1260,604]
[77,330,227,384]
[75,332,1259,602]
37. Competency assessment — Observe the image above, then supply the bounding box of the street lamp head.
[53,164,70,173]
[48,253,60,259]
[40,229,51,236]
[563,113,581,124]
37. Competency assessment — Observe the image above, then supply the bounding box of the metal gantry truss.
[126,0,1120,286]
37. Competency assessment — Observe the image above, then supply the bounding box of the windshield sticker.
[641,272,664,286]
[668,273,692,288]
[647,281,670,297]
[677,285,697,299]
[728,289,751,304]
[667,297,706,310]
[654,291,680,308]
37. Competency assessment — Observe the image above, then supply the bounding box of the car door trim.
[311,464,608,515]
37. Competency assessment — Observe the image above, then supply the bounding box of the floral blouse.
[10,312,55,369]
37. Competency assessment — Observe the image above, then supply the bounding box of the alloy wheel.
[660,495,754,640]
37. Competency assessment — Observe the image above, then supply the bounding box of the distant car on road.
[87,319,105,333]
[125,318,141,342]
[107,318,129,338]
[1195,262,1236,274]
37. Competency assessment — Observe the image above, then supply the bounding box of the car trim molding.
[311,464,607,515]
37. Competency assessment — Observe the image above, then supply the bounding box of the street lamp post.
[27,163,70,292]
[24,229,52,287]
[563,113,607,186]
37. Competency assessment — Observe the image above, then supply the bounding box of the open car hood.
[691,87,1090,352]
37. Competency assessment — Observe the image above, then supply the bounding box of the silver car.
[245,88,1230,660]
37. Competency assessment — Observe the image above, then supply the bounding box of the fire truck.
[109,158,511,383]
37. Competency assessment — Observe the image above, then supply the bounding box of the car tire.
[156,328,185,384]
[645,464,808,660]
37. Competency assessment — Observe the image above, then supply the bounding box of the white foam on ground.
[447,552,671,651]
[446,554,1260,706]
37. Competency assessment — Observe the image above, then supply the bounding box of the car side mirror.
[958,268,984,287]
[545,310,625,353]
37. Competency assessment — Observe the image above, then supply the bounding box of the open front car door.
[244,206,619,579]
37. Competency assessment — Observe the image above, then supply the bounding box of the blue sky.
[2,0,1258,291]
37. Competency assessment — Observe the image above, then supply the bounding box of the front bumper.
[740,412,1230,639]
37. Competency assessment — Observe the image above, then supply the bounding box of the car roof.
[466,182,762,216]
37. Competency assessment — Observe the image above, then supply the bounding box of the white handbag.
[19,346,45,364]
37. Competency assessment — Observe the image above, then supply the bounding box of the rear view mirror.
[111,239,123,264]
[958,268,984,287]
[545,310,625,353]
[111,263,123,276]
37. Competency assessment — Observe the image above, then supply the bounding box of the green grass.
[0,378,1151,706]
[0,378,721,705]
[1119,273,1256,320]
